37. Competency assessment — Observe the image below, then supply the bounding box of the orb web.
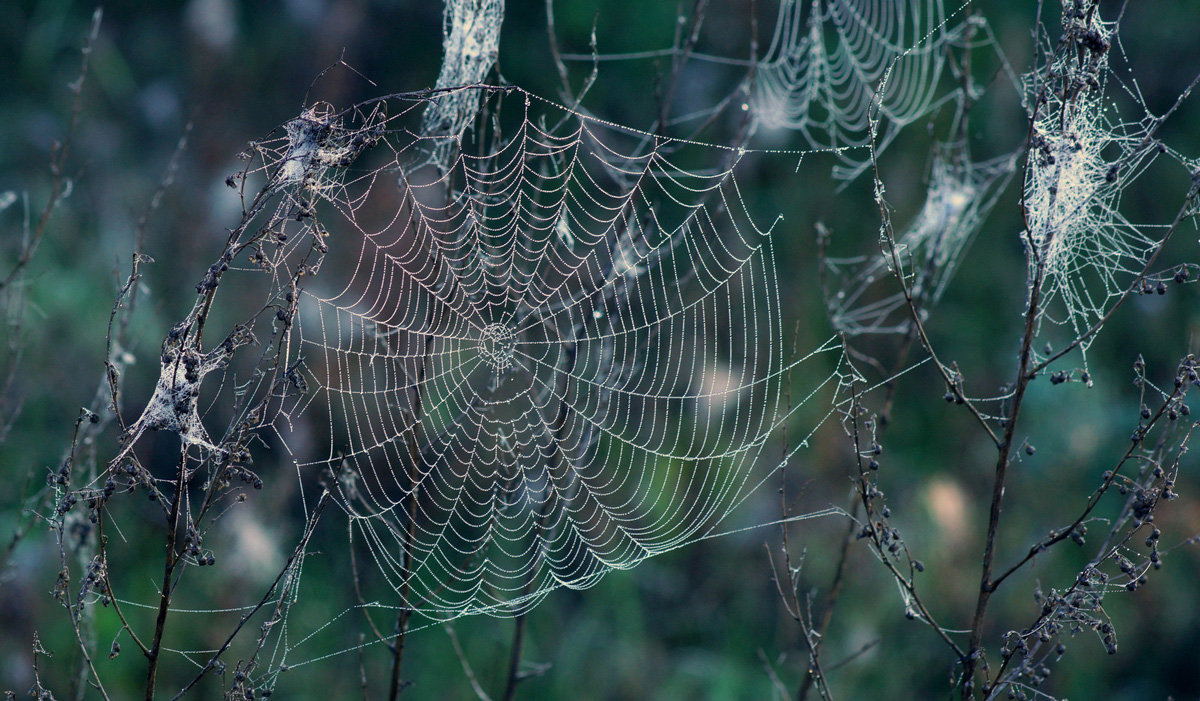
[248,87,838,618]
[756,0,959,172]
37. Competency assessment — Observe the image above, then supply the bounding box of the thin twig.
[845,371,964,657]
[143,449,189,700]
[445,623,494,701]
[170,491,332,700]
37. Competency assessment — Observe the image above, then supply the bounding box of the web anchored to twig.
[129,85,843,631]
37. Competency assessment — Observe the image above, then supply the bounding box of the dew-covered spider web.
[755,0,962,173]
[225,86,844,620]
[825,144,1015,335]
[1021,6,1179,359]
[421,0,503,169]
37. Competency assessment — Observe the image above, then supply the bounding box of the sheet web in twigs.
[1023,7,1177,360]
[248,87,843,619]
[421,0,504,169]
[825,145,1014,336]
[755,0,960,174]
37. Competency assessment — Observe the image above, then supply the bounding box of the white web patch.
[1021,9,1169,357]
[421,0,504,169]
[826,145,1015,335]
[253,88,841,618]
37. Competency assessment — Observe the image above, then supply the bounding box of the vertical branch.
[844,373,963,656]
[777,324,835,701]
[960,237,1047,694]
[144,451,189,700]
[964,1,1120,690]
[791,509,857,701]
[500,615,528,701]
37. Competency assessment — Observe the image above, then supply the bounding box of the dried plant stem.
[960,258,1045,693]
[144,455,188,700]
[171,491,332,699]
[846,378,964,657]
[794,511,856,701]
[501,615,529,701]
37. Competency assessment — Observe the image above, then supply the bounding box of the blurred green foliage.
[3,0,1200,698]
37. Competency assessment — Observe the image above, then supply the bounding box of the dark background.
[3,0,1200,698]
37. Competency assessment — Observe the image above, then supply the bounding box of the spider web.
[421,0,504,169]
[1021,7,1173,358]
[755,0,961,172]
[825,143,1015,335]
[234,86,842,619]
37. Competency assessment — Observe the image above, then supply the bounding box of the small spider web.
[825,144,1016,336]
[1021,8,1177,360]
